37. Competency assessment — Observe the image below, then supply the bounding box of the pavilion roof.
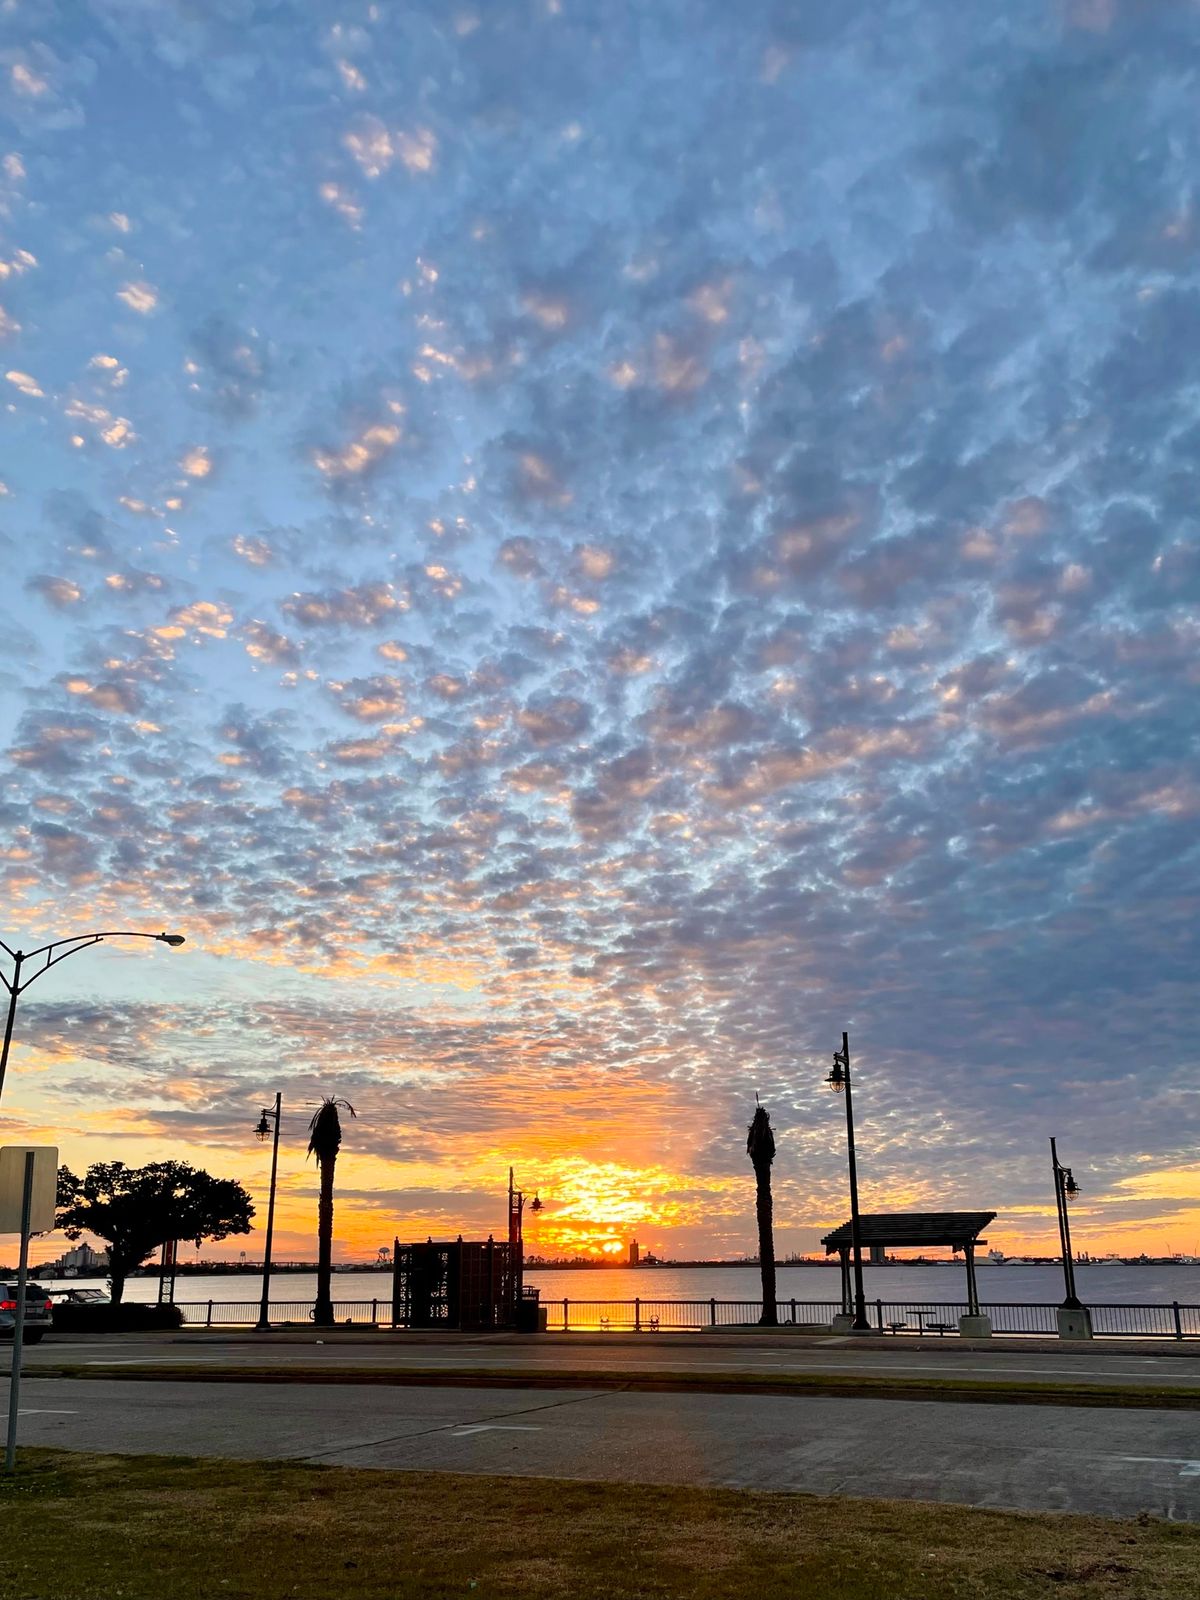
[820,1211,996,1252]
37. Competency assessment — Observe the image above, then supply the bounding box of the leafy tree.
[307,1098,355,1328]
[746,1103,778,1326]
[56,1161,254,1304]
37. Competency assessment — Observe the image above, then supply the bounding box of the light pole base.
[830,1313,855,1333]
[958,1314,992,1338]
[1057,1305,1093,1340]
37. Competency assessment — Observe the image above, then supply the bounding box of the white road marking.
[1117,1457,1200,1476]
[450,1424,543,1437]
[83,1356,227,1366]
[0,1409,78,1417]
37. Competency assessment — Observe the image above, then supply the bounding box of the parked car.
[0,1282,54,1344]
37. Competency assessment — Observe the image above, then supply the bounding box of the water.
[48,1260,1200,1312]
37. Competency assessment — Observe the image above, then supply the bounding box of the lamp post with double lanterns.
[508,1170,543,1329]
[0,930,185,1105]
[254,1094,283,1331]
[826,1031,871,1334]
[1050,1136,1083,1310]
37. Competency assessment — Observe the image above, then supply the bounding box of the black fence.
[171,1296,1200,1338]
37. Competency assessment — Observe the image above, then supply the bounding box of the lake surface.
[49,1260,1200,1312]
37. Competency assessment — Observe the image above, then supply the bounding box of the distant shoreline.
[24,1255,1192,1279]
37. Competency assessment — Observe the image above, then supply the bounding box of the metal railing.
[169,1296,1200,1338]
[176,1298,390,1327]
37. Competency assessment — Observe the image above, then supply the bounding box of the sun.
[599,1239,624,1256]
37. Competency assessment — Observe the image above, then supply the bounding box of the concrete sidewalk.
[182,1327,1200,1358]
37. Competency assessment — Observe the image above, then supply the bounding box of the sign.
[0,1146,59,1234]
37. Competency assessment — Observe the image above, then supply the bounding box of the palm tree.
[746,1102,777,1326]
[308,1097,355,1328]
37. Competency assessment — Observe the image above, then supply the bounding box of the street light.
[0,930,186,1104]
[1050,1136,1083,1311]
[826,1030,871,1334]
[254,1094,282,1331]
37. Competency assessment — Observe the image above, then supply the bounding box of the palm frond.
[746,1104,775,1164]
[307,1097,356,1165]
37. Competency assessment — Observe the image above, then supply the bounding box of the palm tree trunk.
[754,1161,777,1325]
[313,1153,336,1327]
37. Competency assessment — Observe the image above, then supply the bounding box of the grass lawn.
[0,1450,1196,1600]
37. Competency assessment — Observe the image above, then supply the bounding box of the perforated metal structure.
[391,1237,520,1330]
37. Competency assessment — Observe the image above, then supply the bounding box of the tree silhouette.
[56,1161,253,1304]
[308,1097,355,1327]
[746,1104,778,1326]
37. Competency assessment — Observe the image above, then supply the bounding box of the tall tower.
[628,1239,640,1266]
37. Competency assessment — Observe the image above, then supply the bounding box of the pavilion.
[821,1211,997,1332]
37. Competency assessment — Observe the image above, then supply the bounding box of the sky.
[1,0,1199,1266]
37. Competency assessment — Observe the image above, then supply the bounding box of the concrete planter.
[1057,1305,1093,1340]
[957,1313,992,1338]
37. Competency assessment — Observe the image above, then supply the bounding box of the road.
[5,1375,1200,1519]
[17,1331,1200,1389]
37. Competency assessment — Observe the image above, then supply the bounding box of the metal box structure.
[391,1238,520,1331]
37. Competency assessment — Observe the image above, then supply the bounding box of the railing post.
[1174,1301,1183,1340]
[709,1297,716,1326]
[875,1298,883,1332]
[791,1298,796,1324]
[206,1300,213,1328]
[371,1298,378,1325]
[634,1297,641,1333]
[563,1297,569,1332]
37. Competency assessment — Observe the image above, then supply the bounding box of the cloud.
[1,0,1199,1257]
[282,583,406,630]
[6,368,43,396]
[27,575,83,608]
[116,281,158,314]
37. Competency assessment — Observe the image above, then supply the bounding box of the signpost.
[1,1145,58,1472]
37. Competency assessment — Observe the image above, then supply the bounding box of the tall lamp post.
[826,1031,871,1333]
[254,1095,283,1331]
[1050,1137,1082,1310]
[0,930,186,1104]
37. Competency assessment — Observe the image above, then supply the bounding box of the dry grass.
[0,1449,1196,1600]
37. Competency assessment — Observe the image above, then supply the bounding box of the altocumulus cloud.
[0,0,1197,1255]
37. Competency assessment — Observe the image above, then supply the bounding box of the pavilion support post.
[958,1238,992,1338]
[831,1248,855,1330]
[964,1243,979,1316]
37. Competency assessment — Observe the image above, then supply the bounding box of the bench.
[885,1320,909,1335]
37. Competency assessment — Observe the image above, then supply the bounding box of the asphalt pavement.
[5,1375,1200,1520]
